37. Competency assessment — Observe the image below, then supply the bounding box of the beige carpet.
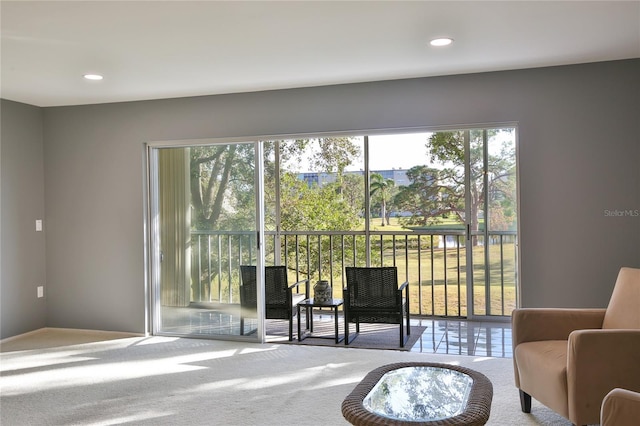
[1,328,573,426]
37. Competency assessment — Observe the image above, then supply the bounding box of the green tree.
[190,144,256,231]
[190,138,363,234]
[369,173,395,226]
[277,172,362,278]
[275,137,364,278]
[310,137,361,196]
[279,173,360,232]
[422,129,516,235]
[341,173,365,217]
[394,166,453,226]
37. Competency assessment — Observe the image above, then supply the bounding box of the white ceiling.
[2,1,639,107]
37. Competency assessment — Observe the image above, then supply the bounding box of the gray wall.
[2,59,639,338]
[1,100,47,338]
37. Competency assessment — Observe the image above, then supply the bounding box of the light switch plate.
[37,286,44,298]
[36,220,43,232]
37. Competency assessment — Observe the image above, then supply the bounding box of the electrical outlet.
[37,286,44,298]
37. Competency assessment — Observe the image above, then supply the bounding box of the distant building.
[298,169,416,217]
[298,169,411,188]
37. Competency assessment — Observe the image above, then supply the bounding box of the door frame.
[144,137,266,342]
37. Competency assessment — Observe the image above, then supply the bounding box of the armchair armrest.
[567,329,640,424]
[512,308,606,347]
[398,281,409,292]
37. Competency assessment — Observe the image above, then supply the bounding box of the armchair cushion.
[514,340,568,418]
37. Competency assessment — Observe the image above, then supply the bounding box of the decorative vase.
[313,280,332,304]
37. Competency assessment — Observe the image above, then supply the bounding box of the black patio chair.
[239,265,309,341]
[344,266,410,347]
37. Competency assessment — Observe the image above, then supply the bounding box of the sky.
[280,129,515,173]
[361,133,433,171]
[281,132,436,173]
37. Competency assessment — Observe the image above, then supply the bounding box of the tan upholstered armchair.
[512,267,640,426]
[601,388,640,426]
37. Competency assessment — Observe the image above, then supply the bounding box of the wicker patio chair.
[239,265,309,341]
[344,266,410,347]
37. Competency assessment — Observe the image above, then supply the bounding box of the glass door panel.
[150,142,261,339]
[485,129,518,316]
[368,132,468,317]
[467,128,518,318]
[422,131,469,317]
[468,130,487,316]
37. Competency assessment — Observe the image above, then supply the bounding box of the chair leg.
[345,319,359,345]
[288,317,293,341]
[240,317,245,335]
[406,308,410,335]
[519,389,532,413]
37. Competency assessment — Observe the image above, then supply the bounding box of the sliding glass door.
[145,126,518,342]
[148,141,264,340]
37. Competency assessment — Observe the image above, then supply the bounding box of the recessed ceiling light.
[83,74,103,81]
[430,38,454,47]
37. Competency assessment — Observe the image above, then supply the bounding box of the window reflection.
[363,366,472,421]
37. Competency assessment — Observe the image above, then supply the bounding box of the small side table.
[297,298,344,344]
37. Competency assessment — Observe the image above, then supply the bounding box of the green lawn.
[383,241,517,317]
[366,216,465,232]
[364,217,517,317]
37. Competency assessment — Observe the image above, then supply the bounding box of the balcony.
[190,228,517,319]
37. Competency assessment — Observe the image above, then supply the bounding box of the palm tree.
[369,173,395,226]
